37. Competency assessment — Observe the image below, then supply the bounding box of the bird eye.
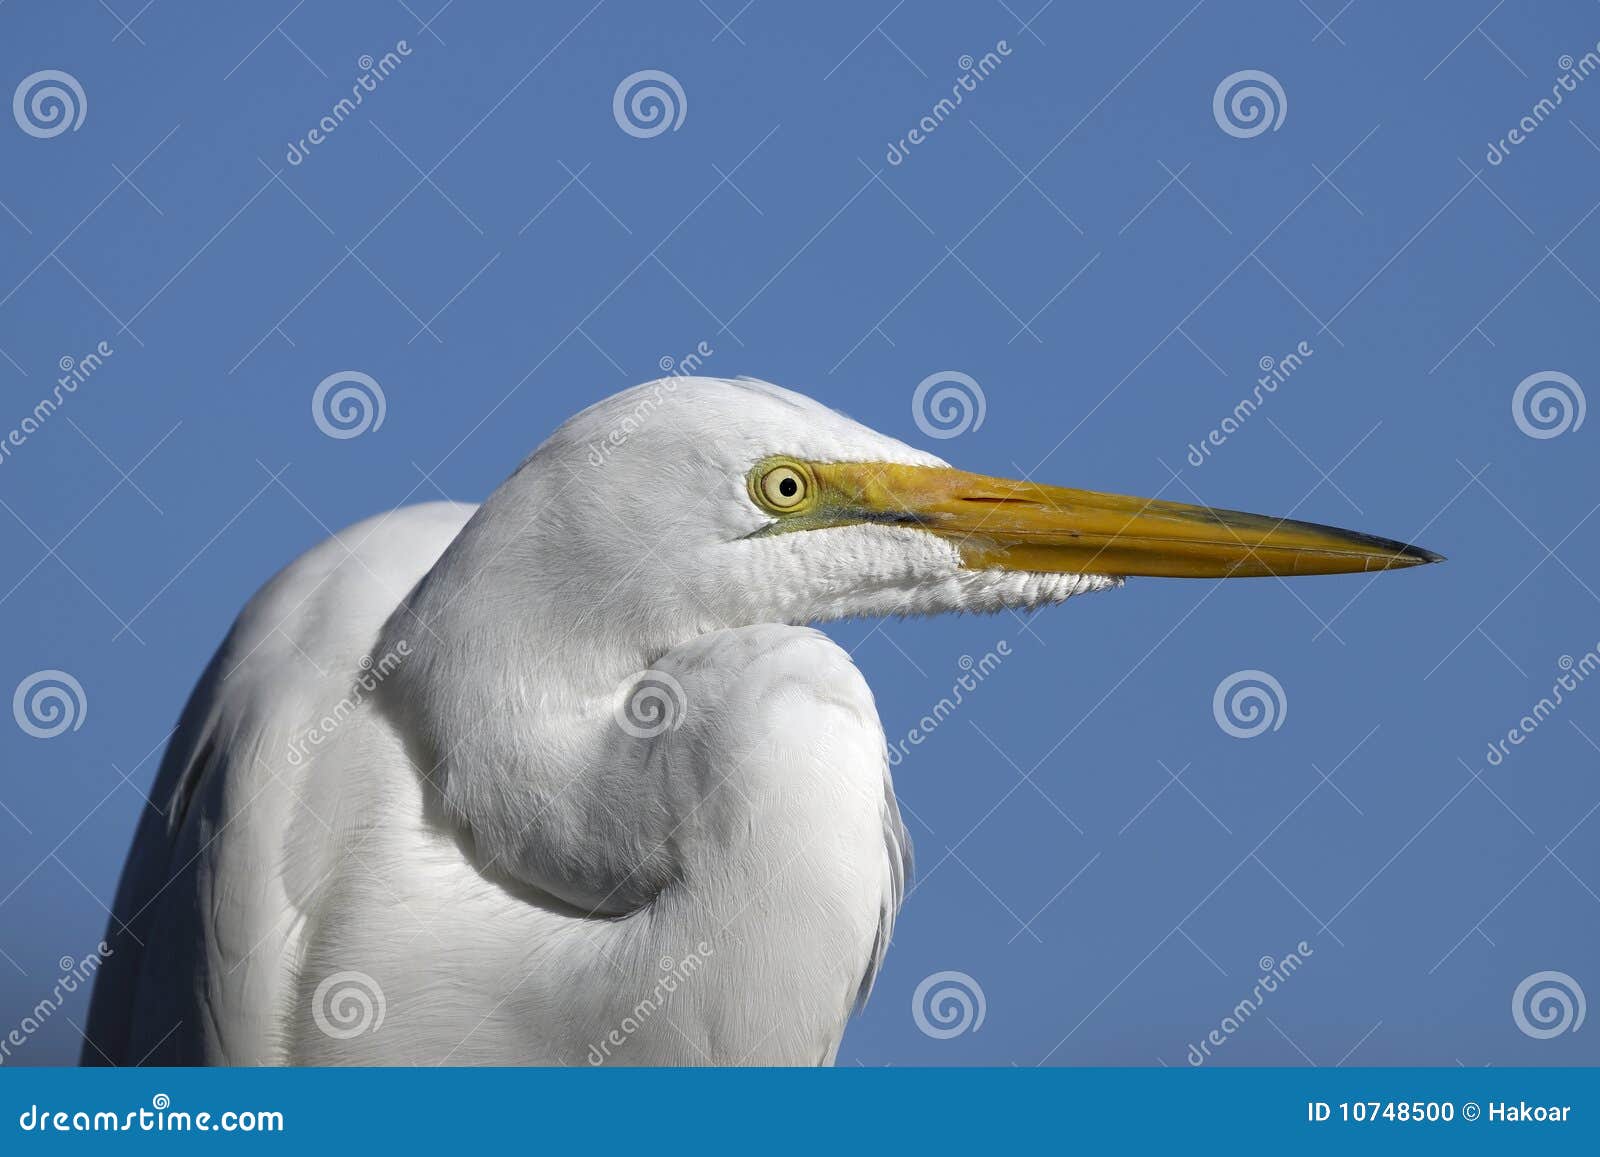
[754,462,811,513]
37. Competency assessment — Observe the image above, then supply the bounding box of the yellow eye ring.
[751,460,813,513]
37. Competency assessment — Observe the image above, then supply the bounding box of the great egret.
[83,377,1439,1065]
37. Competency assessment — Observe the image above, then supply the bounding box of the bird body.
[85,377,1439,1065]
[85,503,904,1065]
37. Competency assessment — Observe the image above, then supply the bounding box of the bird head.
[476,377,1440,645]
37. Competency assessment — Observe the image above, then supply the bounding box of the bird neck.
[375,506,709,913]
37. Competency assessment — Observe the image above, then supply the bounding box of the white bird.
[83,377,1439,1065]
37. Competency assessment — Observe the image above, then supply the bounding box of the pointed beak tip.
[1405,546,1447,567]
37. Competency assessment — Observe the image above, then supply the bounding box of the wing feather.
[82,502,475,1064]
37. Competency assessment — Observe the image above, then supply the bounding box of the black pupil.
[778,476,798,498]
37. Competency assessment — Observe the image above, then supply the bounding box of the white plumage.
[84,376,1438,1065]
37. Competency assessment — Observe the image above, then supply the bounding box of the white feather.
[84,378,1111,1065]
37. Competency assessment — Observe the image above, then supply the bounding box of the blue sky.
[0,0,1597,1065]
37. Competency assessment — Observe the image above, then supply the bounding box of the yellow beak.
[810,462,1444,578]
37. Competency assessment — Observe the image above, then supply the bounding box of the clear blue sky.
[1,1,1596,1066]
